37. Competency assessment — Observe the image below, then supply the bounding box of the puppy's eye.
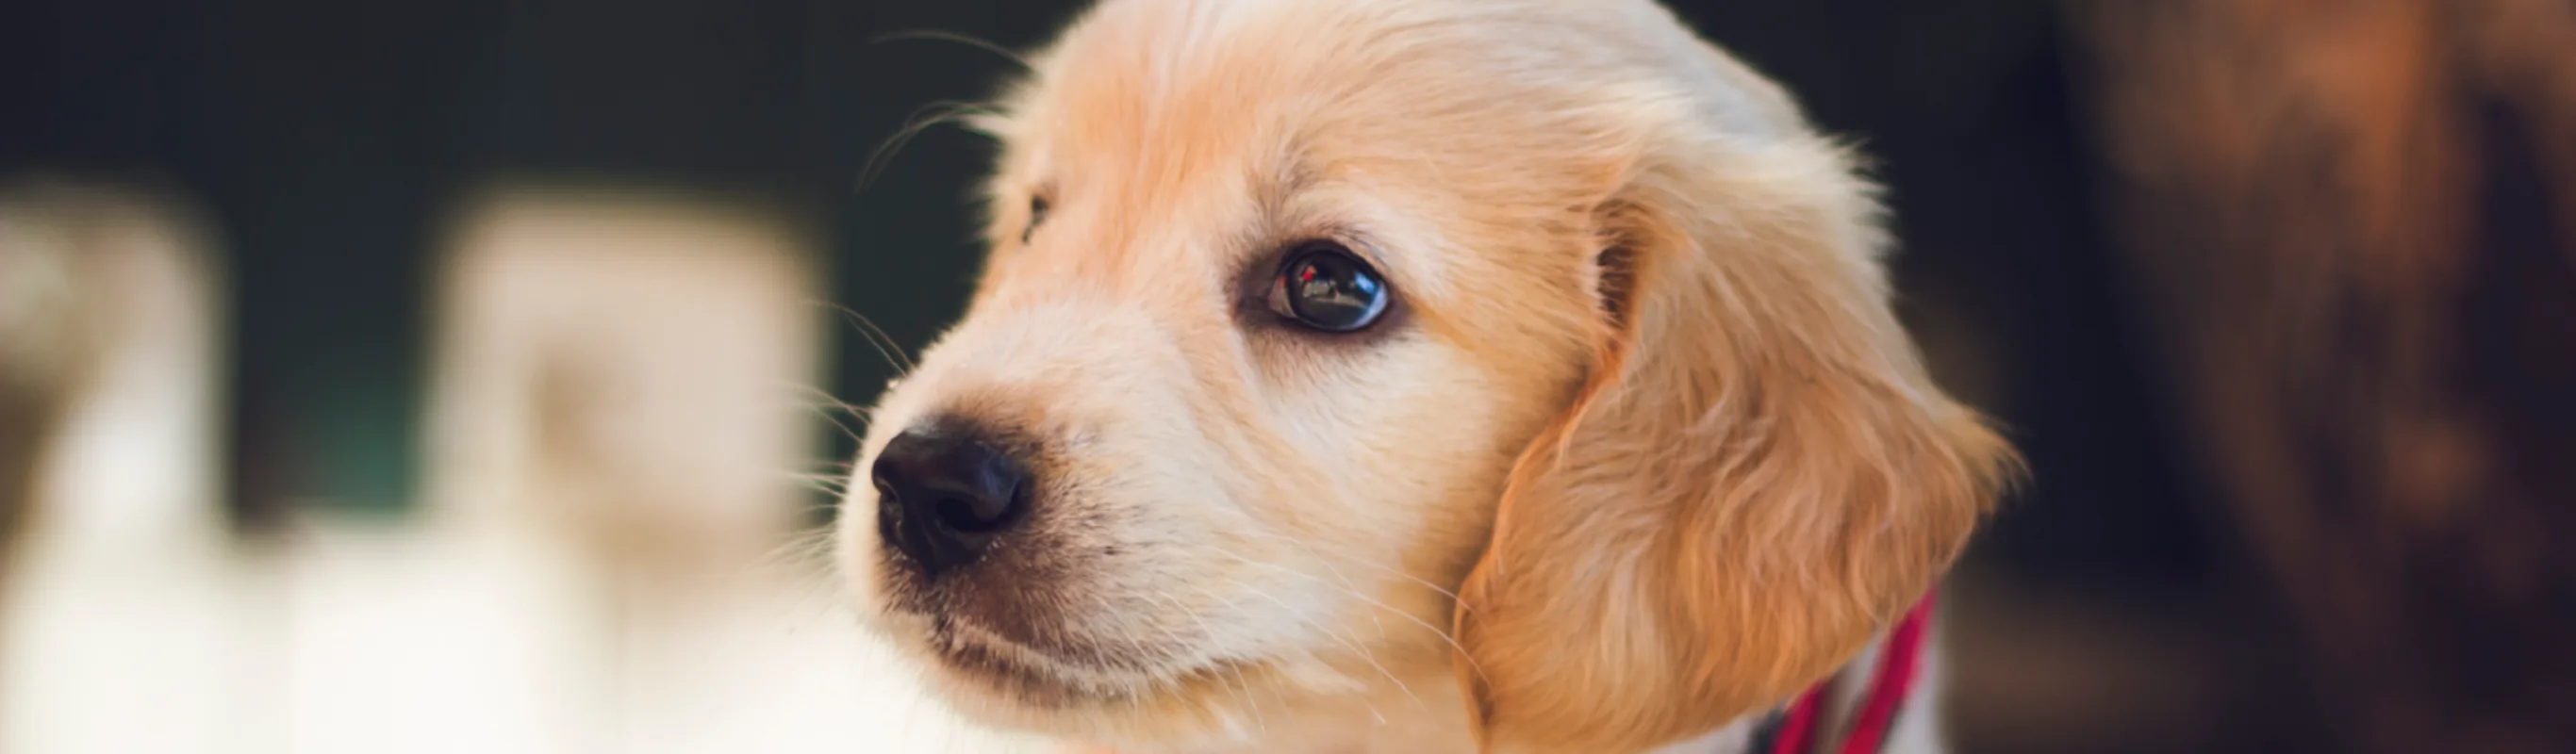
[1268,241,1390,333]
[1022,195,1049,244]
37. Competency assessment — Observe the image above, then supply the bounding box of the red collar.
[1753,587,1938,754]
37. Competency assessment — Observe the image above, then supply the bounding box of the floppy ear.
[1449,118,2018,752]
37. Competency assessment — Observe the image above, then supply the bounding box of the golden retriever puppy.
[835,1,2016,751]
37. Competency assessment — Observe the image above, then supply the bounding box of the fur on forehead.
[1000,8,1699,199]
[961,1,1795,365]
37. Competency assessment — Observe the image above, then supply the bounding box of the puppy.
[836,1,2016,751]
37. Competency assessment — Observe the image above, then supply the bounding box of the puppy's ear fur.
[1450,101,2017,752]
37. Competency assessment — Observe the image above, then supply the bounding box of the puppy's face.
[845,0,1604,736]
[840,1,2011,750]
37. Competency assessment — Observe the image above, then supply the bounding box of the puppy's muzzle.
[870,424,1032,579]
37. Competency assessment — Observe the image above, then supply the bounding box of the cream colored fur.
[836,1,2016,751]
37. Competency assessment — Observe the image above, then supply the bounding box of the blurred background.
[1,0,2568,752]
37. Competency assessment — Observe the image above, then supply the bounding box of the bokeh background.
[3,1,2570,752]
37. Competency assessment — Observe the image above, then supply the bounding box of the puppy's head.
[837,1,2015,750]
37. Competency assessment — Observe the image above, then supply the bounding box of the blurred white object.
[421,185,822,567]
[0,180,226,548]
[416,185,1039,753]
[1,181,1037,754]
[0,180,250,754]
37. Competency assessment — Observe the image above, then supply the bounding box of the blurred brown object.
[0,257,87,577]
[0,188,113,579]
[2078,0,2576,751]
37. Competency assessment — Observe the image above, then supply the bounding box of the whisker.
[807,299,916,375]
[782,468,853,490]
[741,524,844,578]
[1197,576,1426,718]
[1112,595,1261,727]
[1223,528,1470,605]
[1208,549,1490,687]
[1193,583,1306,735]
[868,28,1035,72]
[1141,590,1266,735]
[779,477,857,509]
[859,100,1002,191]
[770,379,875,448]
[1229,531,1376,635]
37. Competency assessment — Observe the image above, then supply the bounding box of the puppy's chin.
[869,606,1276,742]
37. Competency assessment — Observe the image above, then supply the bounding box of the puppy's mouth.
[893,608,1246,711]
[885,601,1267,715]
[918,612,1111,703]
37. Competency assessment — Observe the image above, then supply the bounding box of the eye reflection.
[1268,242,1389,333]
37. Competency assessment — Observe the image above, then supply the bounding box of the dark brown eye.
[1022,195,1049,244]
[1267,241,1390,333]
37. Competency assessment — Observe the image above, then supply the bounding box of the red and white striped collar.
[1746,587,1940,754]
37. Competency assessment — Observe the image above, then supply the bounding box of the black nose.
[870,426,1031,577]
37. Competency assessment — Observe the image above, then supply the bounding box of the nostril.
[935,493,1016,533]
[869,424,1033,574]
[948,449,1027,533]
